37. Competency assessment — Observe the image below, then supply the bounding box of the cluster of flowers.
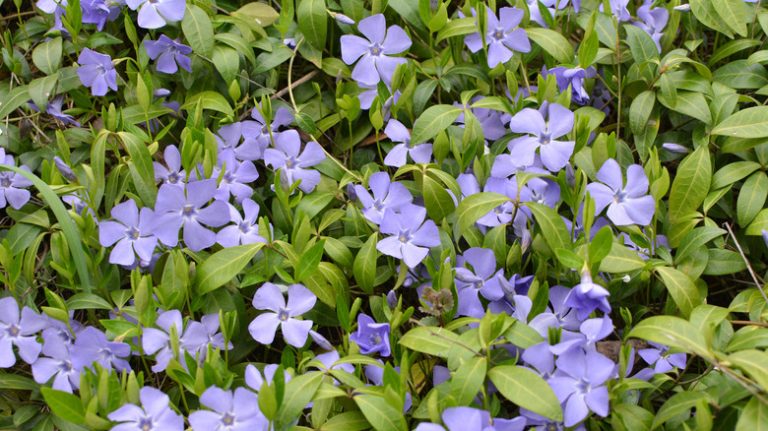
[0,296,227,393]
[97,105,325,266]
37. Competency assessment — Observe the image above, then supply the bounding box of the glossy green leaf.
[195,243,263,294]
[182,4,215,57]
[411,105,463,145]
[526,28,574,64]
[488,365,563,421]
[668,146,711,223]
[628,316,712,359]
[297,0,327,50]
[354,394,408,431]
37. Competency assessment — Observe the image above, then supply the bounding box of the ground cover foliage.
[1,0,768,429]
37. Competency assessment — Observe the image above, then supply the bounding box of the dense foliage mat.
[1,0,768,429]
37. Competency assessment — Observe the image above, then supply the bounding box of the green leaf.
[629,90,655,136]
[690,0,734,37]
[628,316,711,359]
[0,372,38,390]
[212,45,240,82]
[455,192,509,236]
[715,0,749,37]
[354,394,408,431]
[599,241,647,273]
[747,209,768,235]
[40,388,85,424]
[450,357,487,406]
[320,411,370,431]
[589,226,614,265]
[703,249,746,275]
[182,91,234,117]
[436,18,477,42]
[297,0,327,50]
[195,243,263,294]
[729,350,768,390]
[353,233,378,294]
[0,85,30,120]
[182,4,215,57]
[676,226,726,262]
[624,24,659,64]
[277,372,324,426]
[387,0,426,31]
[28,74,58,112]
[0,165,92,292]
[651,391,712,429]
[525,28,574,64]
[422,175,455,221]
[399,326,462,358]
[714,60,768,89]
[555,248,584,269]
[737,397,768,431]
[233,2,280,27]
[727,327,768,352]
[117,132,157,207]
[712,106,768,138]
[712,161,761,189]
[738,172,768,226]
[657,91,711,124]
[668,146,711,223]
[32,37,62,75]
[655,266,701,317]
[253,44,294,74]
[527,202,571,253]
[66,293,112,310]
[488,365,563,421]
[295,240,326,282]
[411,105,463,145]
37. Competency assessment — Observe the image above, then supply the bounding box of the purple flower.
[81,0,123,30]
[455,102,508,141]
[464,7,531,68]
[249,106,294,149]
[126,0,185,29]
[353,172,413,224]
[152,180,231,251]
[37,0,66,14]
[71,326,131,372]
[488,274,535,319]
[376,205,440,268]
[475,178,526,230]
[54,156,77,181]
[32,335,79,393]
[634,1,669,52]
[264,130,325,193]
[349,313,391,357]
[548,349,614,427]
[340,14,411,86]
[550,315,614,355]
[108,386,184,431]
[564,272,611,320]
[586,158,655,226]
[217,199,267,247]
[507,102,575,172]
[313,350,355,374]
[245,363,291,391]
[383,119,432,167]
[153,145,186,187]
[454,248,504,317]
[189,386,267,431]
[0,297,46,368]
[216,122,266,162]
[144,35,192,74]
[414,407,526,431]
[529,286,582,336]
[142,310,208,372]
[99,199,158,266]
[544,66,597,105]
[212,154,259,202]
[248,283,316,348]
[637,342,686,376]
[77,48,117,96]
[42,96,81,126]
[0,149,33,210]
[331,11,355,25]
[520,177,561,208]
[601,0,631,21]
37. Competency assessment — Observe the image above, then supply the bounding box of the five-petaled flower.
[507,102,575,172]
[353,171,413,225]
[77,48,118,96]
[107,386,185,431]
[264,130,325,193]
[586,158,655,226]
[464,6,531,68]
[189,386,267,431]
[383,119,432,167]
[99,199,158,266]
[340,14,412,86]
[0,297,46,368]
[144,35,193,74]
[349,313,391,357]
[248,283,316,348]
[377,204,440,268]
